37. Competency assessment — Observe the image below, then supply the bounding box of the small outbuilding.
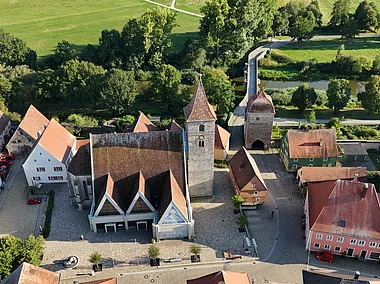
[338,142,369,162]
[214,124,230,160]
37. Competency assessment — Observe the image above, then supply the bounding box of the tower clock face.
[199,135,204,140]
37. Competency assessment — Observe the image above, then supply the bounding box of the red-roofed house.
[7,105,49,154]
[1,262,60,284]
[229,147,268,205]
[124,111,159,133]
[214,124,230,160]
[305,179,380,260]
[280,129,338,172]
[22,118,77,186]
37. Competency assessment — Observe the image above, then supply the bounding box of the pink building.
[305,179,380,260]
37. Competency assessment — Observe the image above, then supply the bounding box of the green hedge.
[42,190,55,238]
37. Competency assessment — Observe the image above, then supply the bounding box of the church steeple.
[183,78,216,122]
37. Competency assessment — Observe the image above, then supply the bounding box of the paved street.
[0,156,44,240]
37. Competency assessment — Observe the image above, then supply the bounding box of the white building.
[22,119,76,186]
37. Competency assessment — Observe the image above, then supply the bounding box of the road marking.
[262,190,279,262]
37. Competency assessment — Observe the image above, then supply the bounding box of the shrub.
[148,244,160,258]
[190,245,202,255]
[237,214,248,227]
[269,50,295,64]
[135,69,151,81]
[42,190,54,238]
[89,251,102,264]
[315,90,328,106]
[232,195,244,208]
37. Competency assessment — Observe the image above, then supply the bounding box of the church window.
[199,124,205,131]
[256,117,260,121]
[199,140,204,147]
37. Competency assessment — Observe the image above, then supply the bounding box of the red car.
[317,251,334,263]
[27,197,41,205]
[0,159,12,165]
[4,154,15,160]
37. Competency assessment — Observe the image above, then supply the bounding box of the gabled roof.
[228,147,267,191]
[124,112,158,132]
[1,262,60,284]
[187,270,250,284]
[215,124,230,150]
[287,129,338,159]
[78,277,117,284]
[308,180,380,238]
[183,79,216,122]
[165,120,182,131]
[158,170,187,221]
[38,118,76,163]
[297,167,367,184]
[0,111,10,134]
[247,91,275,113]
[126,171,155,213]
[16,105,49,140]
[68,139,91,176]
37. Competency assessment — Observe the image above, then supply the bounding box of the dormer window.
[199,124,205,132]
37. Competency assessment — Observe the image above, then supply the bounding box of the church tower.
[183,79,216,197]
[244,91,275,149]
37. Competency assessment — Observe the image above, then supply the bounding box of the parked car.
[317,251,334,263]
[27,197,41,205]
[0,159,12,165]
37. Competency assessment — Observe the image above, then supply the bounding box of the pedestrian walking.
[80,234,84,240]
[271,211,274,219]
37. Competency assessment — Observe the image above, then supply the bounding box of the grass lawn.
[0,0,200,57]
[275,38,380,63]
[176,0,205,14]
[275,107,380,120]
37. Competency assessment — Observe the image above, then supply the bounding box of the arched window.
[199,124,205,131]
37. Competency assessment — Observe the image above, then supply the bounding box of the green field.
[0,0,200,56]
[275,38,380,63]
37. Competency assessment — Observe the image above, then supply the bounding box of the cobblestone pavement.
[0,155,43,240]
[41,169,255,279]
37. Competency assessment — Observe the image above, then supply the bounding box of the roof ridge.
[242,147,267,190]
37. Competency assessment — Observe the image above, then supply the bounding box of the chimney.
[354,271,360,280]
[319,139,323,147]
[361,183,369,200]
[354,173,358,181]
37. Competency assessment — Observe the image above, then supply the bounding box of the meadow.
[275,38,380,63]
[0,0,200,56]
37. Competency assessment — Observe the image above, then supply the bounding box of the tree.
[341,14,359,39]
[0,29,37,68]
[52,40,76,67]
[200,0,230,59]
[180,39,206,71]
[327,79,351,113]
[358,75,380,114]
[148,244,160,258]
[0,75,11,101]
[65,114,98,135]
[307,1,323,26]
[101,69,136,115]
[139,7,177,65]
[289,11,316,42]
[203,68,235,114]
[325,117,342,135]
[305,110,316,123]
[98,29,124,68]
[0,235,44,281]
[354,0,379,32]
[329,0,351,27]
[272,9,290,36]
[373,55,380,73]
[150,64,181,102]
[121,19,145,70]
[291,83,317,111]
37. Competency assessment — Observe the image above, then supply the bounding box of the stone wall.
[245,112,274,149]
[186,120,215,197]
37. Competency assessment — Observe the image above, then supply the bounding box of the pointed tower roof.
[247,91,275,113]
[183,79,216,122]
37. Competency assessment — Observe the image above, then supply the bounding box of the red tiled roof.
[308,180,380,238]
[165,120,182,131]
[124,112,158,132]
[1,262,60,284]
[297,167,367,184]
[183,80,216,122]
[229,147,267,191]
[79,278,117,284]
[91,131,185,192]
[287,129,338,159]
[215,124,230,150]
[247,91,275,113]
[38,119,76,162]
[17,105,49,140]
[187,270,250,284]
